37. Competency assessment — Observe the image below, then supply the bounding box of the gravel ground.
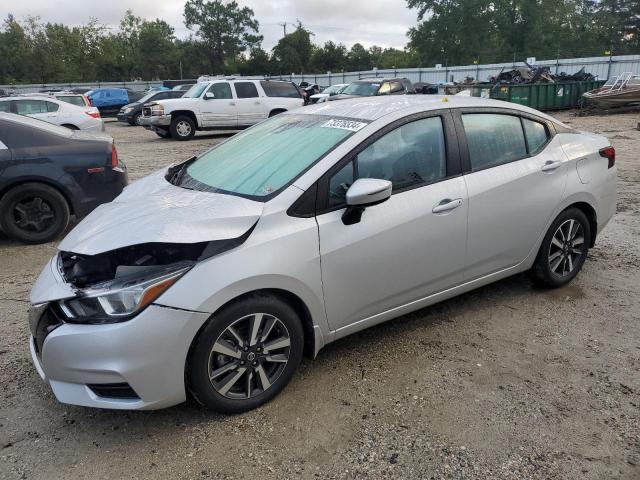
[1,112,639,480]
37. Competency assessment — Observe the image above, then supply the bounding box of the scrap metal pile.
[491,65,596,84]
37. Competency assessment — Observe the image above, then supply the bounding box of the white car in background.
[0,95,103,132]
[141,78,303,140]
[310,83,349,103]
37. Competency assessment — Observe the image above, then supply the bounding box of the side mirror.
[204,92,215,99]
[342,178,392,225]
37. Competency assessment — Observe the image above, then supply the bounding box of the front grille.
[142,106,151,117]
[88,383,140,400]
[33,305,64,355]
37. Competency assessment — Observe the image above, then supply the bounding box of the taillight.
[86,110,101,119]
[110,144,118,168]
[599,146,615,169]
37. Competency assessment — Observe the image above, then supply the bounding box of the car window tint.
[0,101,10,113]
[462,114,527,171]
[15,100,48,115]
[378,82,391,95]
[328,161,355,207]
[356,117,446,192]
[46,101,59,112]
[235,82,259,98]
[260,81,300,98]
[522,118,549,155]
[58,96,85,107]
[389,81,404,94]
[208,83,232,99]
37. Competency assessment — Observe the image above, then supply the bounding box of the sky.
[0,0,419,50]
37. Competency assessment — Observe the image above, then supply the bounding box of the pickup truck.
[140,78,303,140]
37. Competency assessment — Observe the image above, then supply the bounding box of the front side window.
[462,114,527,171]
[522,118,549,155]
[234,82,259,99]
[327,117,447,206]
[46,101,59,112]
[180,114,366,198]
[15,100,48,115]
[0,101,10,113]
[208,82,233,99]
[183,83,208,98]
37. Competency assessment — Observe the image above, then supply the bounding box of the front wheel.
[155,128,170,138]
[170,115,196,140]
[187,295,304,413]
[531,208,591,288]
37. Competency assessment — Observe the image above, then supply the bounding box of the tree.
[183,0,262,74]
[346,43,372,71]
[310,41,348,72]
[271,22,314,74]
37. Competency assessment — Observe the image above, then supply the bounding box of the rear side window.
[260,81,300,98]
[235,82,259,98]
[522,118,549,155]
[0,101,10,112]
[46,101,59,112]
[462,114,527,171]
[15,100,49,115]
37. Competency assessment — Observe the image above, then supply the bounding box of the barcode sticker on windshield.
[322,119,367,132]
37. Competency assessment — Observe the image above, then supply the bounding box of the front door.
[457,111,569,280]
[316,113,468,332]
[200,82,237,128]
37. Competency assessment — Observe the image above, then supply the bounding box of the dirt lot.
[1,112,639,480]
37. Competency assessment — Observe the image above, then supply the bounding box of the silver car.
[29,96,617,412]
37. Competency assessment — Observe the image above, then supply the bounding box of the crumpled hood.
[58,169,264,255]
[154,97,198,112]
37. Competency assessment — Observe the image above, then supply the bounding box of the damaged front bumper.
[29,255,210,410]
[140,114,171,130]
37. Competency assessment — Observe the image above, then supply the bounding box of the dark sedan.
[329,77,415,101]
[117,90,184,126]
[0,113,127,244]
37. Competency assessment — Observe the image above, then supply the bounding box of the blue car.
[86,88,145,114]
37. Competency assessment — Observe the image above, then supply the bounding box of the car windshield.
[178,114,367,199]
[322,85,344,95]
[182,83,208,98]
[137,91,158,104]
[341,82,380,96]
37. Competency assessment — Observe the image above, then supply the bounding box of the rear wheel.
[531,208,591,288]
[0,183,70,244]
[170,115,196,140]
[187,295,304,413]
[129,113,142,126]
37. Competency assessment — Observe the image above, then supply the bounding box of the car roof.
[0,95,63,103]
[299,94,561,123]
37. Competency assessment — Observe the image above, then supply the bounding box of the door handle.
[254,101,261,105]
[541,160,562,172]
[229,102,236,106]
[432,198,462,214]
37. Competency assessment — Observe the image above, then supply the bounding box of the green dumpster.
[489,80,605,110]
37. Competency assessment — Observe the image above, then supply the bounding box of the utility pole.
[279,22,288,36]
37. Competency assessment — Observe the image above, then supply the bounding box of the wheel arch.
[170,110,198,127]
[0,178,75,215]
[562,201,597,248]
[268,108,287,117]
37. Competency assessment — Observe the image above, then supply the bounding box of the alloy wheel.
[176,120,192,137]
[13,196,56,233]
[548,219,585,277]
[208,313,291,399]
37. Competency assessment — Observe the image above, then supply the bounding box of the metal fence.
[2,54,639,93]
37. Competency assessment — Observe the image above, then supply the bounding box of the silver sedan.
[29,95,616,412]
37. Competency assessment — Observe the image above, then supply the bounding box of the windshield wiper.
[167,156,196,186]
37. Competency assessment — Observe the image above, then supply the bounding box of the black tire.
[530,208,591,288]
[169,115,196,140]
[155,128,170,138]
[0,183,70,244]
[132,113,142,126]
[187,294,304,413]
[61,124,79,130]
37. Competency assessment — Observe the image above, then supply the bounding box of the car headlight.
[58,262,191,324]
[150,103,165,116]
[123,107,133,113]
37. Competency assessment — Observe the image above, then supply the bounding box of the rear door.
[200,82,237,128]
[233,82,266,126]
[316,111,468,332]
[455,109,568,280]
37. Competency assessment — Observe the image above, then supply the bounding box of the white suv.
[0,95,103,132]
[141,79,303,140]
